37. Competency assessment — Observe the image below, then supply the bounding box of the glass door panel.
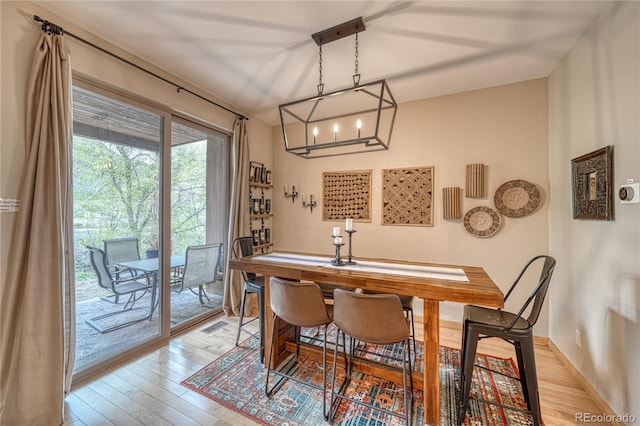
[71,84,162,372]
[169,119,227,326]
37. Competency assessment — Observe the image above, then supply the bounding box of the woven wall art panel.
[322,170,372,221]
[382,166,434,226]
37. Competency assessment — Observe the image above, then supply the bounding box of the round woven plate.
[494,179,541,218]
[463,206,501,238]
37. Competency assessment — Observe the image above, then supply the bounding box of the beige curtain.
[0,32,75,424]
[223,118,251,316]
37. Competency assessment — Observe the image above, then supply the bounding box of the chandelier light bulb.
[356,119,362,138]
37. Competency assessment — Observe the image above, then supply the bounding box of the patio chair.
[86,246,154,333]
[103,237,142,303]
[171,243,222,306]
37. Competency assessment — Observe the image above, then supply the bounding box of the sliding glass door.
[70,81,231,374]
[71,83,164,371]
[169,118,228,327]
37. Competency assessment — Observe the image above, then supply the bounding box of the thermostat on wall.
[619,180,639,204]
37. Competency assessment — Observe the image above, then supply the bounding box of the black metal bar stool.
[457,255,556,426]
[233,237,265,362]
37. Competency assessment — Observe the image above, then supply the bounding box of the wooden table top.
[229,251,504,308]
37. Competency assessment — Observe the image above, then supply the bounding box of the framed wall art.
[322,170,371,221]
[571,145,613,220]
[382,166,434,226]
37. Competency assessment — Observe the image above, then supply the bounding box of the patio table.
[117,255,185,319]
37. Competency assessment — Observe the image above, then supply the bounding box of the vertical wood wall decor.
[443,187,462,219]
[322,170,372,221]
[466,163,486,198]
[382,166,434,226]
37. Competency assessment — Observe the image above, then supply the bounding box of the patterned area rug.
[181,332,535,425]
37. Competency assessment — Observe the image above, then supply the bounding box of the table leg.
[423,299,440,425]
[149,272,158,320]
[263,274,275,369]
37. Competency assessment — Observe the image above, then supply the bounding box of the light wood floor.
[64,314,612,425]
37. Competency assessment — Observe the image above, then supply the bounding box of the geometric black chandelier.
[279,17,397,159]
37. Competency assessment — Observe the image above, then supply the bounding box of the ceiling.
[35,1,609,126]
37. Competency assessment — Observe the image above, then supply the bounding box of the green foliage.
[73,136,208,277]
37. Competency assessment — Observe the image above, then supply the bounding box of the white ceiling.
[35,1,609,126]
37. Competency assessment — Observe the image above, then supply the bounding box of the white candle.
[356,119,362,138]
[313,126,318,144]
[333,123,339,141]
[334,236,343,245]
[346,218,353,231]
[332,227,340,237]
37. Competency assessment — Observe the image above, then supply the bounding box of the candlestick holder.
[345,229,356,265]
[331,241,345,266]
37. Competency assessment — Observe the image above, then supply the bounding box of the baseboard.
[547,340,622,424]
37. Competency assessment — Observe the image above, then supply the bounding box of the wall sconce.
[443,187,462,219]
[466,163,486,198]
[284,184,298,203]
[302,194,317,212]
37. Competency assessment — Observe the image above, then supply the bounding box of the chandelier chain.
[317,44,324,95]
[353,31,361,86]
[354,32,359,75]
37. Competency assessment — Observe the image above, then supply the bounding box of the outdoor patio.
[74,278,224,370]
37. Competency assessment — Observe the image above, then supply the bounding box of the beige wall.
[549,2,640,418]
[272,78,550,330]
[0,2,273,290]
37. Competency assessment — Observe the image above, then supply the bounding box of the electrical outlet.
[575,329,582,348]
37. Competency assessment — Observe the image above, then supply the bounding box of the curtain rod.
[33,15,249,121]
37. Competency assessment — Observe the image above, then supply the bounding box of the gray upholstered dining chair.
[330,289,413,426]
[457,255,556,426]
[265,277,333,420]
[86,246,153,333]
[171,243,221,306]
[362,289,416,365]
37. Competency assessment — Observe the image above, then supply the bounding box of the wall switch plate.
[575,329,582,347]
[619,182,639,204]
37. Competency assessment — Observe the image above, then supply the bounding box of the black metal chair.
[233,237,265,361]
[86,246,154,333]
[330,289,413,426]
[457,255,556,426]
[265,278,333,420]
[171,243,221,306]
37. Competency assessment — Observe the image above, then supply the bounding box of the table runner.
[253,252,469,282]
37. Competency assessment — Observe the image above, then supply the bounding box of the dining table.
[228,251,504,426]
[117,255,186,319]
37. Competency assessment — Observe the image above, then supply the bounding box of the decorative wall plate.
[494,179,541,218]
[463,206,501,238]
